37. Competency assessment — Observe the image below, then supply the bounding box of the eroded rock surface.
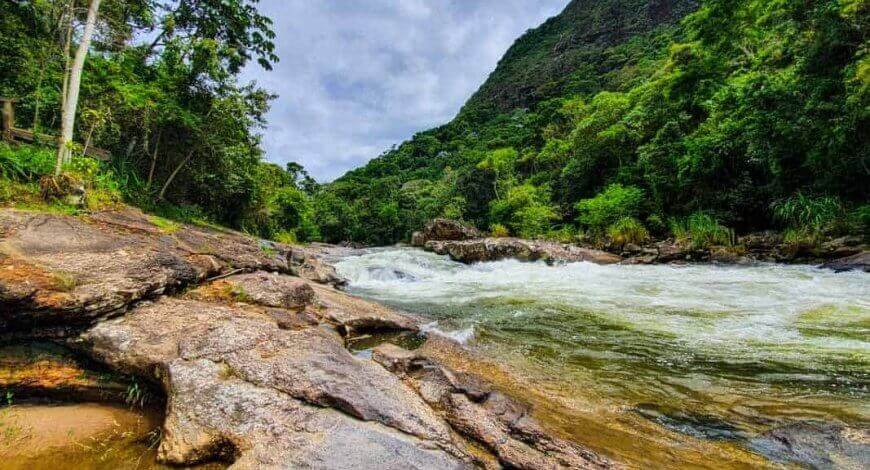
[0,208,618,469]
[425,237,622,265]
[0,341,130,402]
[373,343,618,470]
[73,298,471,468]
[0,209,339,336]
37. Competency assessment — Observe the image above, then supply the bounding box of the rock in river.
[411,219,482,246]
[424,237,622,265]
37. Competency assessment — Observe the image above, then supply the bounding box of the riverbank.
[411,219,869,270]
[0,207,615,469]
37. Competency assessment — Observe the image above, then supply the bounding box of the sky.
[240,0,569,182]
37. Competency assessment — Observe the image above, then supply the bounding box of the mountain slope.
[463,0,698,115]
[316,0,867,245]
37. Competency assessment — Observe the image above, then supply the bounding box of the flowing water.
[335,247,870,468]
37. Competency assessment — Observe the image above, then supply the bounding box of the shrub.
[544,226,581,243]
[782,228,819,251]
[274,231,299,245]
[490,223,510,237]
[489,184,556,239]
[849,204,869,238]
[772,193,847,236]
[607,217,650,247]
[669,212,734,249]
[0,143,55,180]
[575,184,645,233]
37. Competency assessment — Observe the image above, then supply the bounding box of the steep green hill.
[315,0,868,246]
[463,0,698,115]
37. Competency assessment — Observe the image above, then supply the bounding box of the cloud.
[241,0,569,181]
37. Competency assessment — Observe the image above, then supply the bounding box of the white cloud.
[241,0,569,181]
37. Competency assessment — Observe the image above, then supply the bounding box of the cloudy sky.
[240,0,569,181]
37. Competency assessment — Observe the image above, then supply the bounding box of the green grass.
[607,217,650,247]
[669,212,734,249]
[51,272,78,292]
[146,215,181,234]
[490,223,510,237]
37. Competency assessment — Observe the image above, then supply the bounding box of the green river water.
[336,247,869,468]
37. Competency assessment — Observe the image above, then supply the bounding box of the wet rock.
[652,240,690,263]
[0,341,130,403]
[306,281,419,333]
[749,421,869,469]
[367,266,417,281]
[820,251,870,273]
[424,237,622,265]
[74,298,469,467]
[411,219,482,247]
[373,343,618,469]
[633,404,744,441]
[287,246,348,286]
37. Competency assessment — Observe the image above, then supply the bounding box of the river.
[335,247,870,468]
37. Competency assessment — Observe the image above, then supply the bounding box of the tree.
[55,0,101,175]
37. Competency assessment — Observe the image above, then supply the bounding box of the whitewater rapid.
[335,247,869,362]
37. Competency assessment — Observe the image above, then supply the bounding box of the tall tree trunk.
[158,150,194,201]
[146,130,161,190]
[55,0,102,176]
[32,54,46,132]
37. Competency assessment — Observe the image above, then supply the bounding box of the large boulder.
[820,251,870,273]
[0,208,344,337]
[411,219,481,247]
[74,298,473,468]
[424,237,622,265]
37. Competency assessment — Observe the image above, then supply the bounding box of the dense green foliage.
[1,0,319,242]
[3,0,867,247]
[319,0,869,246]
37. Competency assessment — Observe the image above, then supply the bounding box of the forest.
[0,0,867,249]
[322,0,869,246]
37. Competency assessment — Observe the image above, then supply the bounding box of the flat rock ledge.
[424,238,622,265]
[72,297,473,468]
[0,208,342,337]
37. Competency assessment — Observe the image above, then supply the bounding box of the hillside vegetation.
[0,0,317,243]
[316,0,868,246]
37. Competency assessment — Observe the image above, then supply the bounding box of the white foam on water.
[336,247,870,364]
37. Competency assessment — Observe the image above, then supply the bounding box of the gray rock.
[423,237,622,265]
[411,219,482,247]
[749,421,869,469]
[224,271,316,309]
[820,251,870,273]
[306,281,419,333]
[160,358,468,469]
[75,298,472,468]
[373,343,619,470]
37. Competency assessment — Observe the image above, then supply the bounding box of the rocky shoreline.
[0,207,616,469]
[411,219,869,271]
